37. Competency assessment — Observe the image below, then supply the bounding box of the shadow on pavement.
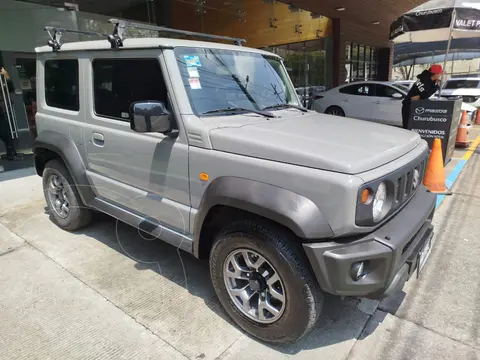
[0,155,35,182]
[44,209,383,354]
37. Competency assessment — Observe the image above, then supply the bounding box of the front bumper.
[303,186,436,299]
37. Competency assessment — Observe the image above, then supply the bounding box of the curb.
[435,135,480,209]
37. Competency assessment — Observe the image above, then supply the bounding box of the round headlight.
[372,182,387,222]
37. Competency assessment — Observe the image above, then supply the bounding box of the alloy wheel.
[223,249,286,324]
[47,174,70,219]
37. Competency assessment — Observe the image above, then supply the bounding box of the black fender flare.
[193,176,334,257]
[33,131,95,205]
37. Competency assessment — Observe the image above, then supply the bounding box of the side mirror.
[130,101,172,134]
[391,92,404,99]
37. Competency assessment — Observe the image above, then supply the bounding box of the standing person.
[0,66,16,160]
[401,64,443,129]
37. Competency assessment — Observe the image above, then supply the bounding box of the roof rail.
[44,19,246,51]
[108,18,246,46]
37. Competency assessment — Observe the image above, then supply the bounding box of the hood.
[208,112,421,174]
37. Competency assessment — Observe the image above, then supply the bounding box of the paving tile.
[348,310,480,360]
[0,246,186,360]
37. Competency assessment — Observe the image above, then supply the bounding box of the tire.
[42,159,92,231]
[210,219,324,344]
[325,106,345,117]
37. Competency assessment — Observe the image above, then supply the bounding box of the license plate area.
[417,234,434,278]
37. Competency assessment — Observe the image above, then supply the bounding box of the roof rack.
[45,18,246,52]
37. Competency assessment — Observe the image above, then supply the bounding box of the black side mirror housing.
[129,101,172,134]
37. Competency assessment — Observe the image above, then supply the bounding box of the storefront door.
[0,52,36,172]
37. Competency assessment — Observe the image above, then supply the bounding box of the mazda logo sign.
[415,107,425,114]
[412,169,420,190]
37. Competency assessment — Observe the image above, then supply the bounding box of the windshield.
[443,80,480,89]
[174,47,299,116]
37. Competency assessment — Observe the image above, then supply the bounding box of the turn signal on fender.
[199,172,209,181]
[423,138,447,193]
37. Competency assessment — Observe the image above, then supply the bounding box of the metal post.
[439,9,456,97]
[451,52,455,76]
[0,74,16,140]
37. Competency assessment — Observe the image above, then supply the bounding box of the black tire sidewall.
[326,106,345,116]
[42,160,86,230]
[210,221,323,343]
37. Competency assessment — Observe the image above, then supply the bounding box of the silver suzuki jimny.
[33,20,436,344]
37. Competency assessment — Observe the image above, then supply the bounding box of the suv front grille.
[394,159,427,205]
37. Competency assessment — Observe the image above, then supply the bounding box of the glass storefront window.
[261,38,332,108]
[345,42,378,83]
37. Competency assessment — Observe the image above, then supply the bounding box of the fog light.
[351,262,366,281]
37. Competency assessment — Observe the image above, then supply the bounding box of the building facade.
[0,0,424,156]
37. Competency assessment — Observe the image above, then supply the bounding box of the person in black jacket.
[0,66,17,160]
[401,64,443,129]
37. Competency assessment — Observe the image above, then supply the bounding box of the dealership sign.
[407,99,462,165]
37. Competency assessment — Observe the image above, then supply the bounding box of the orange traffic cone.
[455,111,471,148]
[475,109,480,126]
[423,138,447,193]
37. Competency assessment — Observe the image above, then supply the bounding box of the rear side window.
[339,84,371,95]
[444,80,480,89]
[92,58,167,121]
[44,59,79,111]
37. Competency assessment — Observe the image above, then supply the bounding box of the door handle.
[342,99,348,102]
[92,132,104,147]
[373,100,381,104]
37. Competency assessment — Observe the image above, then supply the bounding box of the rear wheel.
[42,159,92,231]
[210,219,323,344]
[325,106,345,117]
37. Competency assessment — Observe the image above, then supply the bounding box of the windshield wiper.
[201,107,275,118]
[262,103,308,112]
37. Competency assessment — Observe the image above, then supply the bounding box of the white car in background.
[438,77,480,108]
[394,80,415,89]
[312,81,409,127]
[313,80,476,128]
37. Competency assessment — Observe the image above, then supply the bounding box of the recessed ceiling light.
[335,7,346,11]
[372,21,380,24]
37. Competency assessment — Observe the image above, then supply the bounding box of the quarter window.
[44,59,79,111]
[92,59,167,121]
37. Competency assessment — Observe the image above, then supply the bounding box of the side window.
[44,59,79,111]
[339,85,360,95]
[357,85,371,96]
[92,58,167,121]
[339,84,371,96]
[375,84,401,98]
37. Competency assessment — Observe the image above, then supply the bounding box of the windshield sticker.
[187,66,200,78]
[188,78,202,90]
[184,55,202,67]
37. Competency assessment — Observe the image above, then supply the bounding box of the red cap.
[429,64,443,74]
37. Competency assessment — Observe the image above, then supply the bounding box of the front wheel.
[325,106,345,117]
[210,219,323,344]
